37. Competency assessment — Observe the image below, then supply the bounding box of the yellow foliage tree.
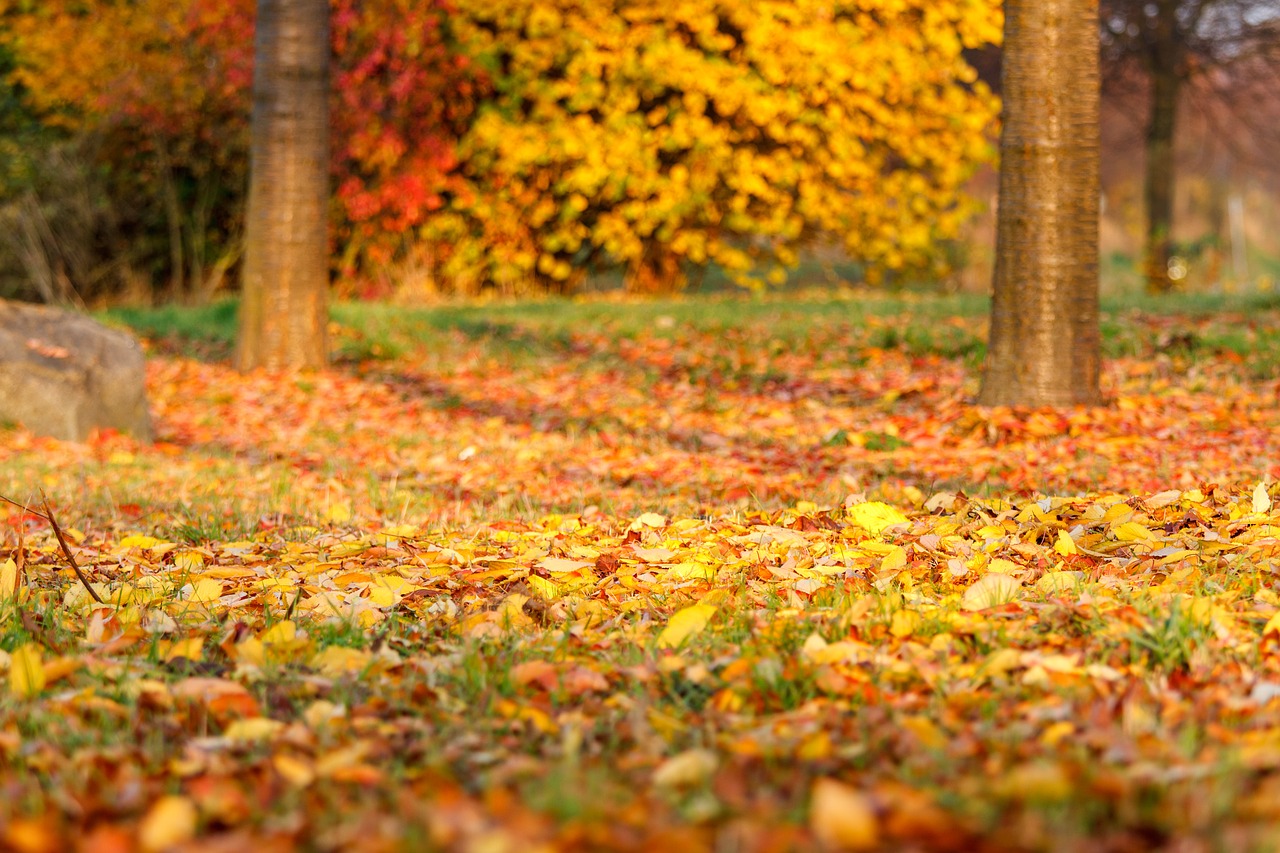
[435,0,1002,293]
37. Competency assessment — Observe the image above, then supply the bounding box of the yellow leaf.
[182,578,224,604]
[261,620,298,645]
[315,742,370,777]
[173,550,206,572]
[899,714,947,749]
[138,795,197,853]
[528,575,561,599]
[656,603,717,649]
[997,762,1073,803]
[1113,521,1154,542]
[810,778,879,851]
[0,558,18,602]
[667,561,715,581]
[987,557,1022,575]
[9,644,44,697]
[325,502,352,523]
[1264,611,1280,637]
[877,546,907,578]
[303,699,345,728]
[1255,482,1273,514]
[224,717,285,743]
[1040,721,1075,746]
[164,636,204,663]
[119,534,165,549]
[845,501,909,536]
[273,754,316,787]
[312,646,371,677]
[980,647,1024,678]
[366,586,396,608]
[1053,530,1079,556]
[889,609,920,638]
[229,636,265,667]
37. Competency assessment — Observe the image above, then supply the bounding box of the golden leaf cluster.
[434,0,1001,291]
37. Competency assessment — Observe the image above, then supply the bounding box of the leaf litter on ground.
[2,294,1280,849]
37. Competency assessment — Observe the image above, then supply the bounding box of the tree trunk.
[978,0,1101,407]
[1142,2,1180,294]
[236,0,330,371]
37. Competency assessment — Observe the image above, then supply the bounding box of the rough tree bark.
[979,0,1102,407]
[236,0,330,371]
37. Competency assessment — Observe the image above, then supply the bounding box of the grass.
[100,285,1280,381]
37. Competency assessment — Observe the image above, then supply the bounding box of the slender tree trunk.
[236,0,330,371]
[1142,56,1180,293]
[979,0,1101,407]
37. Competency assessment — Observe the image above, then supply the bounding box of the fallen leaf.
[1255,482,1273,514]
[846,501,909,536]
[962,573,1022,611]
[810,778,878,850]
[656,603,718,648]
[9,644,45,697]
[138,795,197,852]
[652,748,718,789]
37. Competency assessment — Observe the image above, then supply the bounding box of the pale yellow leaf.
[537,557,594,573]
[630,512,667,531]
[632,547,676,563]
[961,573,1022,611]
[1255,483,1273,514]
[810,778,879,850]
[652,748,718,789]
[1036,571,1083,595]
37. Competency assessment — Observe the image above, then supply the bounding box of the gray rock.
[0,300,152,442]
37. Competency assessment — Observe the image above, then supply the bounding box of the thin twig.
[0,493,105,605]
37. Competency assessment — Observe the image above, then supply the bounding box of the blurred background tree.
[1099,0,1280,293]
